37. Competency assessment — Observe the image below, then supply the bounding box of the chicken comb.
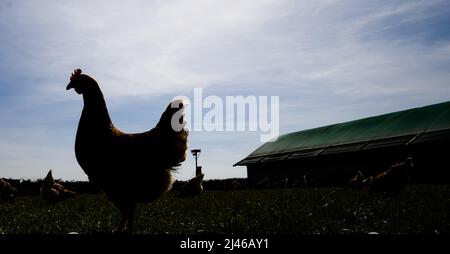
[70,69,82,81]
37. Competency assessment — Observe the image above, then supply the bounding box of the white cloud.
[2,0,291,96]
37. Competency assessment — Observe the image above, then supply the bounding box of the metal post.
[191,149,202,176]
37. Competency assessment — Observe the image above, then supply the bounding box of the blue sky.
[1,0,450,181]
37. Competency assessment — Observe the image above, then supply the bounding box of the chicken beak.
[66,83,74,90]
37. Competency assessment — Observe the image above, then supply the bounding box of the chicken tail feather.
[156,100,189,169]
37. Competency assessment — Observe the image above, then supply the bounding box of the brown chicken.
[40,170,78,204]
[348,170,365,190]
[179,173,204,198]
[66,69,188,233]
[363,157,414,195]
[0,178,17,201]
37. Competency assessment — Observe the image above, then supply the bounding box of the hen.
[179,173,204,198]
[0,178,17,201]
[67,69,188,233]
[40,170,78,204]
[363,157,414,196]
[348,170,365,190]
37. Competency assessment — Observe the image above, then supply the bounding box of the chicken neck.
[79,84,113,132]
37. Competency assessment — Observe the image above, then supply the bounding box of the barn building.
[235,101,450,187]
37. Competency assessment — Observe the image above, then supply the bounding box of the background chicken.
[348,170,365,190]
[179,173,204,198]
[363,157,414,196]
[40,170,78,204]
[66,69,188,233]
[0,178,18,201]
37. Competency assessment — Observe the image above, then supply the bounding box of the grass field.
[0,185,449,234]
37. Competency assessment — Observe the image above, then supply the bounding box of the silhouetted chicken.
[348,170,365,190]
[40,170,78,204]
[179,174,204,198]
[0,178,17,201]
[363,157,414,196]
[67,69,188,233]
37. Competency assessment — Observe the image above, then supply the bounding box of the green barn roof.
[235,101,450,166]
